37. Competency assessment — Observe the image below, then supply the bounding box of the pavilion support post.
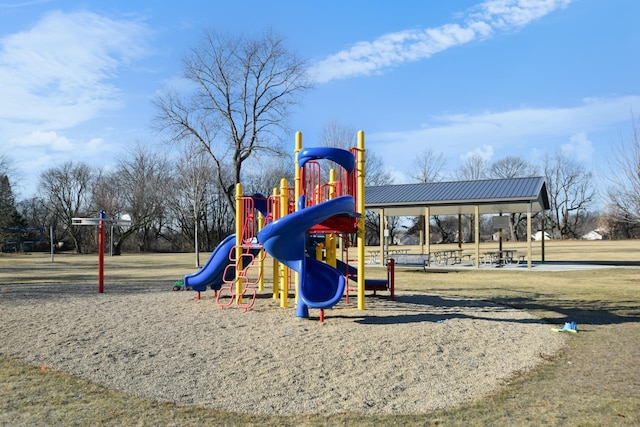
[458,214,462,249]
[527,202,532,270]
[541,215,546,262]
[424,207,430,258]
[379,208,385,265]
[474,205,480,269]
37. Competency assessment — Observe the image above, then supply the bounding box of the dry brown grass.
[1,240,639,426]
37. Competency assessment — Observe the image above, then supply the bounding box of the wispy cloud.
[561,132,594,164]
[369,95,640,178]
[0,1,51,9]
[311,0,573,83]
[0,10,152,131]
[0,10,153,189]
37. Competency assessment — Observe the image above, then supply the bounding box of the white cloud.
[0,10,152,131]
[470,0,573,29]
[561,132,594,164]
[462,144,494,162]
[311,0,573,83]
[0,9,153,198]
[0,1,51,8]
[13,130,73,151]
[368,95,640,178]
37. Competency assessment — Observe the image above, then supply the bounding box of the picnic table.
[388,253,430,270]
[432,249,463,265]
[367,248,410,264]
[482,249,518,266]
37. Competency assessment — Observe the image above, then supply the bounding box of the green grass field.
[1,240,639,426]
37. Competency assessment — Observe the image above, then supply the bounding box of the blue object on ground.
[560,321,578,332]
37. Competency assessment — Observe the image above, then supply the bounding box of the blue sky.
[2,0,639,205]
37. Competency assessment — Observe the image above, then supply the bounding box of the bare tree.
[154,29,312,211]
[456,153,489,180]
[243,155,293,196]
[174,143,215,266]
[319,120,355,149]
[364,151,396,245]
[316,121,392,185]
[490,156,537,179]
[17,196,51,249]
[544,151,595,238]
[316,121,397,244]
[410,148,447,183]
[404,148,447,245]
[316,120,357,181]
[606,114,640,228]
[489,155,539,241]
[39,162,96,253]
[109,144,175,252]
[452,153,491,242]
[0,154,14,178]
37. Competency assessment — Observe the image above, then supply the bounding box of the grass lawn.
[1,240,639,426]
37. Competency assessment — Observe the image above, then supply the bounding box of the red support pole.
[98,210,105,293]
[388,258,395,301]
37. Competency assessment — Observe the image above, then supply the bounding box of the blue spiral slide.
[258,195,356,318]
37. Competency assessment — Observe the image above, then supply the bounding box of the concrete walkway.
[423,260,640,271]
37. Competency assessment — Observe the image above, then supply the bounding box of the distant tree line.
[1,30,639,256]
[3,117,640,254]
[390,116,640,245]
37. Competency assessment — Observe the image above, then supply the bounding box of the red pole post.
[98,210,105,293]
[388,258,395,301]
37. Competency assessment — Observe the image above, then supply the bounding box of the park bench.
[388,253,430,270]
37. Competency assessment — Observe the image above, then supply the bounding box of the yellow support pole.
[294,132,302,305]
[295,131,302,209]
[356,130,366,310]
[326,168,337,268]
[235,183,244,305]
[272,187,280,300]
[315,242,323,261]
[280,178,289,308]
[326,234,336,267]
[258,210,265,292]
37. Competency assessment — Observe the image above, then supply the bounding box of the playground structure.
[182,130,395,320]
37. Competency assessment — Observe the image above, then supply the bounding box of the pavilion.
[364,176,550,269]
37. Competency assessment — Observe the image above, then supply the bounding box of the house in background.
[532,231,551,241]
[582,230,604,240]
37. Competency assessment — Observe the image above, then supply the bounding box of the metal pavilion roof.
[365,176,550,216]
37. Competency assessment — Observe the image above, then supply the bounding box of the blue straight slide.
[258,196,356,318]
[183,234,237,292]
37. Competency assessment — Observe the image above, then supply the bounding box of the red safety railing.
[300,153,357,208]
[240,196,256,244]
